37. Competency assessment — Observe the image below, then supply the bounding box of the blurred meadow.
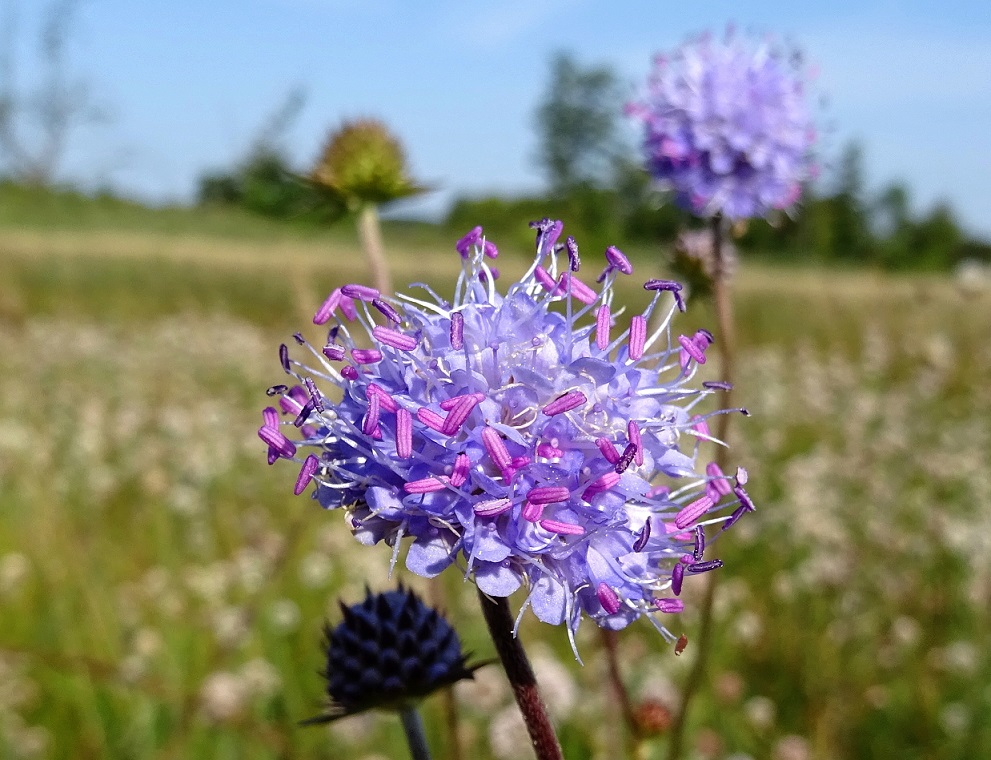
[1,185,989,760]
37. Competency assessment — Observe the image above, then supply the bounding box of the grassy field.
[1,196,989,760]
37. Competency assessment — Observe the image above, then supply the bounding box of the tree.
[0,0,103,185]
[534,52,625,195]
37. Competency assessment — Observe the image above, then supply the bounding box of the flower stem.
[400,706,433,760]
[600,628,644,757]
[356,202,392,295]
[666,214,735,760]
[477,589,564,760]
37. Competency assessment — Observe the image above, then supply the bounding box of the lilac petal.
[474,562,522,596]
[406,534,457,578]
[530,575,567,625]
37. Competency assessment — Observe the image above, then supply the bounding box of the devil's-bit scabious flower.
[627,28,817,220]
[305,586,479,722]
[259,221,755,653]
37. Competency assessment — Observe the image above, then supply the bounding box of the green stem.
[666,214,735,760]
[477,589,564,760]
[400,706,432,760]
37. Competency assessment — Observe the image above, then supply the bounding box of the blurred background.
[0,1,989,759]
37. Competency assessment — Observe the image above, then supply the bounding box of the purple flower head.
[628,27,817,220]
[261,222,755,656]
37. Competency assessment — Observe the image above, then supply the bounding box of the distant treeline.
[195,144,990,272]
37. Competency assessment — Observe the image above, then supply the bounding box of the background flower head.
[628,27,818,220]
[260,221,755,654]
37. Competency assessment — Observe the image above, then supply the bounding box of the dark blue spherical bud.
[303,586,482,723]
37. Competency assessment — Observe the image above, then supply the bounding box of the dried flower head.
[311,118,425,207]
[628,28,817,220]
[305,586,479,722]
[260,221,756,653]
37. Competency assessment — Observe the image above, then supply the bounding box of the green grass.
[1,196,990,759]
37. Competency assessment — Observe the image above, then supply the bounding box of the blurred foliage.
[197,148,345,225]
[447,145,991,272]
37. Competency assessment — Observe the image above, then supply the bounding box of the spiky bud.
[304,586,481,722]
[311,118,425,207]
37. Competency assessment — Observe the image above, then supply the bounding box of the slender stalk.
[477,589,564,760]
[666,214,735,760]
[601,628,643,758]
[429,578,465,760]
[400,706,433,760]
[357,203,392,295]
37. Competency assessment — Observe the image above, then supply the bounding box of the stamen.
[304,378,324,411]
[404,476,450,494]
[341,365,359,381]
[560,273,596,304]
[441,394,480,435]
[362,394,381,436]
[721,504,748,531]
[482,240,499,259]
[292,332,305,345]
[633,518,651,551]
[481,428,512,471]
[450,453,470,487]
[293,454,320,495]
[257,426,296,458]
[734,485,756,512]
[678,334,707,364]
[416,408,446,432]
[294,398,315,427]
[703,380,733,391]
[705,461,733,496]
[373,298,402,324]
[279,344,290,373]
[265,384,288,397]
[605,245,633,275]
[341,283,380,301]
[644,278,683,292]
[473,498,512,517]
[565,235,580,271]
[688,559,723,574]
[629,315,647,360]
[596,583,621,614]
[456,226,482,257]
[366,383,399,412]
[596,438,621,464]
[351,348,383,365]
[313,288,342,325]
[526,486,570,505]
[322,343,346,361]
[372,326,418,351]
[539,519,585,536]
[675,634,689,655]
[582,471,620,501]
[339,295,358,320]
[534,265,561,295]
[627,420,644,466]
[653,598,685,613]
[675,495,715,529]
[596,305,611,350]
[262,407,279,427]
[693,525,705,560]
[450,312,464,350]
[521,501,544,521]
[440,392,485,411]
[672,562,684,595]
[395,408,413,458]
[537,443,564,459]
[615,443,637,473]
[543,391,586,416]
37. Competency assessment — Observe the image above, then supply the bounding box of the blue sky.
[7,0,991,237]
